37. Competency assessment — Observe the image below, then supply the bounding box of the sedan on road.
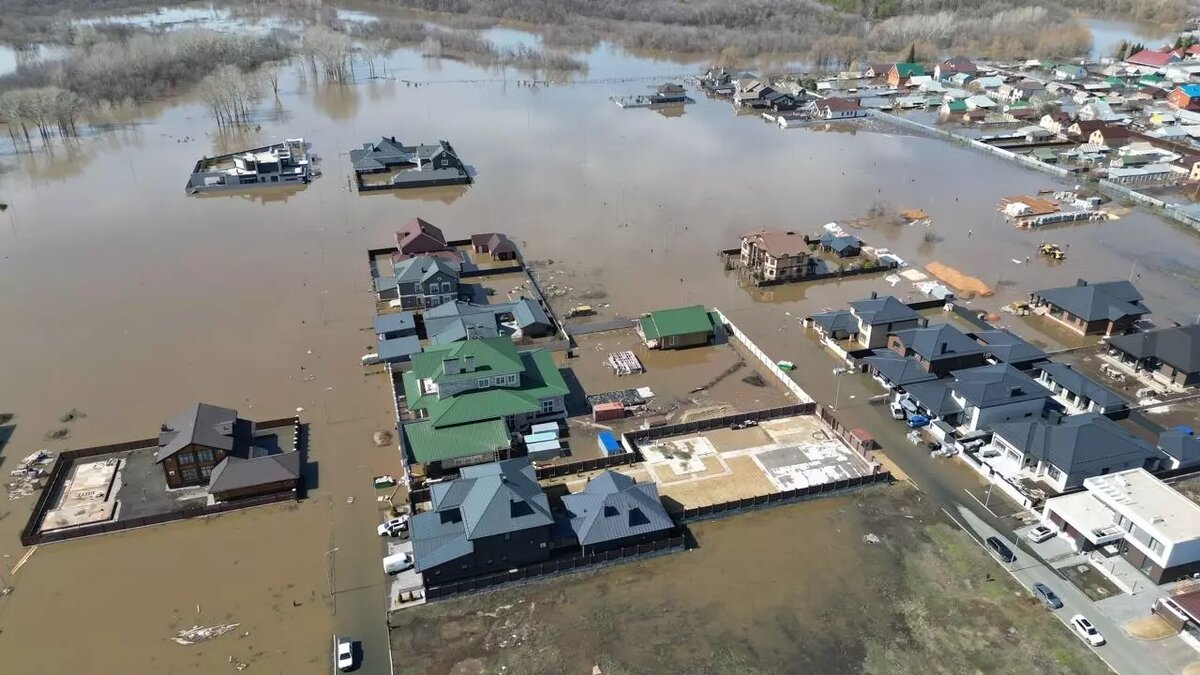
[986,536,1016,563]
[1032,582,1063,609]
[1071,615,1106,646]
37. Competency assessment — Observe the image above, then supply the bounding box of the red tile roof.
[1127,49,1175,67]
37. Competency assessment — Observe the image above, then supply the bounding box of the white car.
[1028,525,1055,543]
[335,636,355,671]
[377,516,409,537]
[1071,615,1105,646]
[889,402,906,420]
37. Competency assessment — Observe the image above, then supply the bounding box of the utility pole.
[325,547,339,615]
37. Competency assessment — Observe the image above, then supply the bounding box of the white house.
[903,364,1051,432]
[1042,469,1200,583]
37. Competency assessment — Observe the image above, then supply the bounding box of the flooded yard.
[0,12,1199,673]
[388,484,1109,675]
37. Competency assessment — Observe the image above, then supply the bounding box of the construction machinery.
[1039,243,1065,261]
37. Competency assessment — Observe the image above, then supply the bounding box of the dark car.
[986,536,1016,563]
[1033,582,1063,609]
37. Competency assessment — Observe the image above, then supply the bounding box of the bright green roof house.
[638,305,719,350]
[401,337,569,471]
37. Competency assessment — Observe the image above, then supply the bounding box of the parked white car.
[377,516,409,537]
[1027,525,1055,543]
[383,551,414,575]
[889,402,906,420]
[1071,615,1105,646]
[335,636,355,671]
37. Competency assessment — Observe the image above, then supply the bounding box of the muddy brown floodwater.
[1,16,1199,674]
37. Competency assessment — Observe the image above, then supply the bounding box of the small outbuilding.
[638,305,718,350]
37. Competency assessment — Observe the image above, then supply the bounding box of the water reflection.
[356,184,470,204]
[653,105,688,118]
[192,184,308,205]
[311,81,360,121]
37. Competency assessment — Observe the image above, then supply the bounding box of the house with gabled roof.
[1034,362,1129,416]
[470,232,518,261]
[847,292,921,348]
[863,351,940,390]
[409,458,554,583]
[638,305,718,350]
[1107,324,1200,388]
[562,471,673,554]
[888,63,925,88]
[988,413,1163,492]
[887,322,989,376]
[401,338,569,472]
[378,255,460,310]
[350,136,470,191]
[740,229,816,281]
[1029,278,1150,336]
[393,217,455,260]
[423,298,553,345]
[970,329,1048,369]
[934,56,976,81]
[943,364,1052,431]
[1127,49,1179,70]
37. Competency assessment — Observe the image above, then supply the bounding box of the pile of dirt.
[924,261,993,298]
[900,208,929,221]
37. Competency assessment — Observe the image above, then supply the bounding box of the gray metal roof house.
[991,413,1165,491]
[888,323,988,376]
[970,329,1049,369]
[350,137,470,191]
[423,299,553,345]
[940,364,1052,431]
[1108,324,1200,387]
[1158,426,1200,470]
[1030,279,1150,336]
[863,351,940,389]
[562,471,674,553]
[409,458,554,584]
[847,292,922,348]
[1034,362,1129,416]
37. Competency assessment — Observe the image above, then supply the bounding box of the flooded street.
[1,23,1200,673]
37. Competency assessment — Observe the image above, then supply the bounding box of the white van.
[383,552,414,575]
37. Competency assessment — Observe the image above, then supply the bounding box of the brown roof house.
[471,232,518,261]
[156,403,301,501]
[1089,124,1135,148]
[393,217,459,262]
[740,229,815,282]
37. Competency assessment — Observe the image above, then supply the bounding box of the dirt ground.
[1125,615,1179,640]
[388,484,1110,675]
[1175,476,1200,507]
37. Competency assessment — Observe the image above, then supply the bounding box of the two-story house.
[388,255,460,310]
[1034,362,1129,417]
[934,56,976,81]
[394,217,456,260]
[904,364,1051,431]
[740,229,815,281]
[1042,469,1200,583]
[410,458,554,584]
[887,323,989,376]
[847,292,922,349]
[401,338,569,474]
[989,413,1163,493]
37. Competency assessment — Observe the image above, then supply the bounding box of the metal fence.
[714,308,815,403]
[534,452,640,479]
[678,472,892,523]
[460,265,525,278]
[623,404,816,452]
[753,261,899,288]
[423,535,686,601]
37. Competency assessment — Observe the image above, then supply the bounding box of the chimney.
[463,355,476,372]
[443,357,459,375]
[870,291,878,299]
[940,342,949,354]
[1010,386,1023,397]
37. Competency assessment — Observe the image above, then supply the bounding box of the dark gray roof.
[970,329,1048,365]
[1108,324,1200,375]
[992,413,1161,475]
[350,137,461,172]
[157,403,249,463]
[810,309,857,335]
[208,451,300,493]
[1036,362,1128,410]
[903,380,964,416]
[561,471,673,546]
[948,364,1051,408]
[891,324,986,361]
[1158,426,1200,466]
[1033,279,1149,323]
[425,299,551,345]
[849,294,920,326]
[373,311,416,335]
[818,232,862,253]
[393,255,459,285]
[864,352,940,387]
[412,458,552,572]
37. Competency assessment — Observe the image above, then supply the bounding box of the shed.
[638,305,717,350]
[597,431,622,455]
[530,422,561,437]
[524,431,558,445]
[527,439,563,461]
[593,401,626,422]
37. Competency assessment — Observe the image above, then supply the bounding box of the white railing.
[712,308,814,403]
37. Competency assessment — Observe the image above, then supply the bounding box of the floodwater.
[2,16,1200,673]
[1083,18,1177,59]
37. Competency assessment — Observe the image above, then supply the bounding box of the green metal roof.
[893,63,925,77]
[403,418,510,464]
[403,348,569,429]
[638,305,715,340]
[944,99,967,112]
[410,337,523,385]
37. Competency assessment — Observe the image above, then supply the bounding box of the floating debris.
[173,623,241,645]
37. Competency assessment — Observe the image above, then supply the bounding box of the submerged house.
[1107,324,1200,388]
[375,255,461,311]
[846,293,921,349]
[470,233,519,261]
[740,229,816,282]
[350,136,470,191]
[563,471,674,555]
[155,403,301,500]
[186,138,310,194]
[638,305,718,350]
[423,299,554,344]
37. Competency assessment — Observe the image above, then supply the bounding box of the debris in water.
[863,533,881,544]
[373,430,393,447]
[173,623,241,645]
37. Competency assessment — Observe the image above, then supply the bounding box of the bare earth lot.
[388,484,1109,675]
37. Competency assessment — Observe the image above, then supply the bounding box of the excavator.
[1038,243,1065,261]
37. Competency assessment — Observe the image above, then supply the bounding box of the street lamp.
[832,367,849,411]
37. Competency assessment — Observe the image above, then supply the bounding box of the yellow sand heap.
[924,261,993,298]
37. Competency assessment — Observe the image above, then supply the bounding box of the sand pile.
[900,208,929,221]
[924,261,993,298]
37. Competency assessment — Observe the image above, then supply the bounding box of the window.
[201,465,213,478]
[177,452,195,465]
[1149,538,1165,555]
[478,377,491,388]
[181,467,200,483]
[441,282,452,293]
[1047,466,1063,480]
[414,283,422,293]
[196,449,214,463]
[541,399,556,414]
